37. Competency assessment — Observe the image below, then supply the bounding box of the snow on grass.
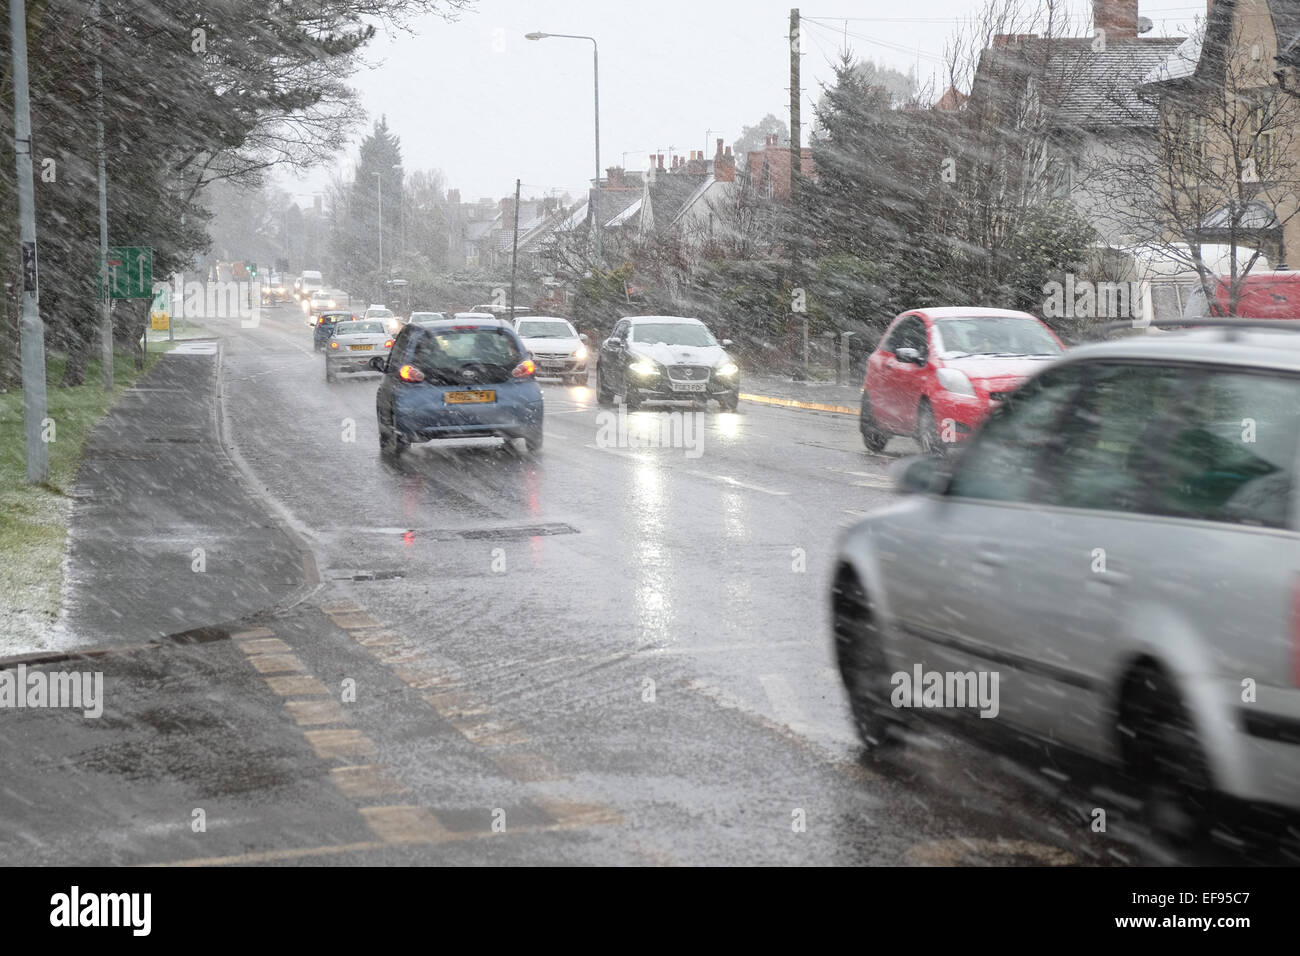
[0,350,159,655]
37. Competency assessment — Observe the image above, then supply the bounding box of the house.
[1141,0,1300,266]
[965,0,1184,245]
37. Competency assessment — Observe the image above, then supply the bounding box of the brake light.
[399,364,425,383]
[384,339,394,349]
[452,325,479,331]
[512,359,536,378]
[329,340,338,349]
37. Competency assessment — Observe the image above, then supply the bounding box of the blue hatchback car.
[375,318,544,456]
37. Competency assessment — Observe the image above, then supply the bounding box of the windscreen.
[631,323,715,346]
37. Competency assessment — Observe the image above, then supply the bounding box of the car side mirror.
[895,347,925,365]
[892,455,951,494]
[369,356,387,372]
[579,333,590,343]
[722,338,734,347]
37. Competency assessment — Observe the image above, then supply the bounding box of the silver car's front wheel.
[833,569,906,754]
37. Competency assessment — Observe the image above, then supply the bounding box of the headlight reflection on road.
[633,458,671,644]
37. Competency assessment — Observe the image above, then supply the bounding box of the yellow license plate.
[348,344,373,351]
[445,390,495,405]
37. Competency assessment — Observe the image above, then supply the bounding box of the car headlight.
[936,367,976,397]
[629,359,658,376]
[573,344,588,361]
[716,361,739,377]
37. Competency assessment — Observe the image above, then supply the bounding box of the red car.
[859,307,1065,454]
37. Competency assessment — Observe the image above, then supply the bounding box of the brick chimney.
[500,196,515,223]
[687,150,706,175]
[606,166,625,188]
[714,140,734,182]
[656,154,665,170]
[1093,0,1139,40]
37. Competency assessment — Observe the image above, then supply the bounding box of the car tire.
[718,392,739,412]
[860,394,889,452]
[833,569,906,755]
[596,368,615,406]
[524,429,543,453]
[325,366,337,383]
[1121,666,1216,849]
[624,384,643,410]
[379,425,407,458]
[915,400,944,456]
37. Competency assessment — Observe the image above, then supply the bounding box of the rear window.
[408,329,523,384]
[335,321,384,335]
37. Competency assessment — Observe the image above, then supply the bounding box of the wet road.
[0,302,1174,865]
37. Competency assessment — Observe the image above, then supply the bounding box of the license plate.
[348,344,373,351]
[445,390,496,404]
[671,382,707,392]
[540,361,565,370]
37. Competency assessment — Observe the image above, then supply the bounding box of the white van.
[298,270,324,300]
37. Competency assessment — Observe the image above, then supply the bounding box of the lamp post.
[375,164,400,299]
[526,31,601,261]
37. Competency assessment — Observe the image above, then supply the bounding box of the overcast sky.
[280,0,1206,206]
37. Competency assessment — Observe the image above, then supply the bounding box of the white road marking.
[710,475,789,496]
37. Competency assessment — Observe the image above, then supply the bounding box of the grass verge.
[0,348,165,653]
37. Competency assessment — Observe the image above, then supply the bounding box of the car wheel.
[524,429,543,453]
[915,400,945,456]
[860,394,889,452]
[325,366,337,383]
[379,424,407,458]
[596,368,615,406]
[718,391,739,412]
[624,384,643,410]
[833,569,906,754]
[1121,666,1215,848]
[568,373,586,387]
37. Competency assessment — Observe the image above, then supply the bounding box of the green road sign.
[101,246,153,299]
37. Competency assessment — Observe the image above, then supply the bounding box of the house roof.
[975,37,1185,130]
[1144,0,1300,90]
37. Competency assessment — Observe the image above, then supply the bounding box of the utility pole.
[10,0,49,482]
[93,0,112,390]
[509,178,521,317]
[789,7,807,380]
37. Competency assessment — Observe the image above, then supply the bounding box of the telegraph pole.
[789,7,807,379]
[10,0,49,482]
[94,0,112,390]
[509,178,521,317]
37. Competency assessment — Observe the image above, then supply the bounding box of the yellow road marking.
[237,637,291,655]
[740,393,857,415]
[330,764,410,799]
[231,627,275,641]
[285,699,347,726]
[264,675,329,697]
[328,612,382,630]
[247,653,305,675]
[905,838,1076,866]
[305,728,375,758]
[360,805,450,844]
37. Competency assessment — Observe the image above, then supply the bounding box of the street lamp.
[375,164,400,295]
[527,30,601,261]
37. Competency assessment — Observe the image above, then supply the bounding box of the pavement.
[0,306,1196,865]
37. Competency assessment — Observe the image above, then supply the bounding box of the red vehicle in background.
[859,307,1065,454]
[1211,271,1300,319]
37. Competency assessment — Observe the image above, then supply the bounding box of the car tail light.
[398,364,424,383]
[384,339,394,349]
[512,359,536,378]
[329,340,338,349]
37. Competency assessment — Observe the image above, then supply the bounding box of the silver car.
[514,315,589,386]
[833,324,1300,841]
[325,320,393,382]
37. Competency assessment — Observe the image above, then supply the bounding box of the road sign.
[101,246,153,299]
